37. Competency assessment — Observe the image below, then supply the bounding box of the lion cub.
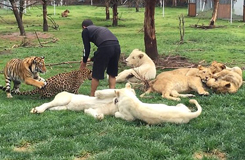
[140,65,211,101]
[206,66,243,93]
[61,9,70,17]
[116,49,156,83]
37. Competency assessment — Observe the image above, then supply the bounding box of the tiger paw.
[39,81,47,89]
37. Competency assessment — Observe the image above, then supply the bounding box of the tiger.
[0,56,47,98]
[13,68,92,98]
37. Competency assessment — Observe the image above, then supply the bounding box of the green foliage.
[0,5,245,160]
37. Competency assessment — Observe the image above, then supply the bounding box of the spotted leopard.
[13,68,92,98]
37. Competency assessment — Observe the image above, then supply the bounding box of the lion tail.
[188,99,202,119]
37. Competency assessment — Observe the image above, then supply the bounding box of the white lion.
[114,83,202,124]
[30,84,135,120]
[116,49,156,83]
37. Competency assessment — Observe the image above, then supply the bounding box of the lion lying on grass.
[161,61,225,79]
[206,66,243,93]
[61,9,70,17]
[116,49,156,83]
[114,83,202,124]
[140,65,211,101]
[30,84,135,120]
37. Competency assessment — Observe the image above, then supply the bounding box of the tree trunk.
[210,0,219,26]
[172,0,177,7]
[135,0,139,12]
[42,0,48,31]
[19,0,24,20]
[144,0,158,60]
[9,0,26,36]
[112,2,118,26]
[105,0,110,20]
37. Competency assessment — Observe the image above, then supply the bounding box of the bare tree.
[172,0,177,7]
[110,0,119,26]
[19,0,24,19]
[9,0,26,36]
[105,0,110,20]
[135,0,140,12]
[42,0,48,31]
[144,0,158,60]
[210,0,219,26]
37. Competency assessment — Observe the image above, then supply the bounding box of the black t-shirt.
[82,25,118,63]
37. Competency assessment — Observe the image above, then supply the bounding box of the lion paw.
[30,107,43,114]
[30,108,38,113]
[115,112,121,118]
[201,91,209,96]
[175,98,181,101]
[96,114,104,120]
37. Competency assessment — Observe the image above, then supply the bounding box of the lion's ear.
[115,90,120,97]
[221,64,226,69]
[138,53,144,59]
[211,61,217,65]
[197,65,204,70]
[125,83,131,89]
[224,83,231,88]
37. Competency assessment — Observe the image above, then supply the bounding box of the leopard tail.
[14,88,39,96]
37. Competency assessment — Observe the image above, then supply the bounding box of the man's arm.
[82,29,91,63]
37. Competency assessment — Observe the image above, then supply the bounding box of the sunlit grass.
[0,5,245,160]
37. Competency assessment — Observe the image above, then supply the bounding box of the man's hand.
[80,62,87,70]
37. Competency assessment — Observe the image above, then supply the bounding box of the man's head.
[82,19,93,29]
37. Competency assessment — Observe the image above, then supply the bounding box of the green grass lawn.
[0,5,245,160]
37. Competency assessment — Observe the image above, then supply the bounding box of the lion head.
[206,78,238,93]
[196,65,213,82]
[126,49,152,68]
[209,61,226,74]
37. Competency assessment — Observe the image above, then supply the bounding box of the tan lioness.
[206,66,243,93]
[114,83,202,124]
[156,65,212,82]
[140,65,211,101]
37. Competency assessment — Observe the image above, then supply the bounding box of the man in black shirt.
[80,19,121,96]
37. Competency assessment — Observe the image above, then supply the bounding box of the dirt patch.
[74,152,91,160]
[0,32,58,49]
[13,143,32,153]
[0,32,53,41]
[154,55,198,69]
[193,149,226,160]
[119,53,198,69]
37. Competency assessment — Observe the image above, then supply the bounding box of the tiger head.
[31,56,47,73]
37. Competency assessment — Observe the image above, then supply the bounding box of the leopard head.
[81,68,92,80]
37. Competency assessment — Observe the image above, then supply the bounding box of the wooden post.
[243,4,245,22]
[188,3,196,17]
